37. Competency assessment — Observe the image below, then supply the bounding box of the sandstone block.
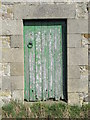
[67,34,81,48]
[2,76,11,91]
[0,76,2,91]
[12,90,24,101]
[76,3,88,19]
[68,48,88,65]
[2,63,10,76]
[13,3,76,19]
[11,35,23,48]
[0,20,22,35]
[10,62,24,76]
[68,93,80,105]
[68,78,88,92]
[0,48,2,63]
[68,65,80,79]
[0,36,10,48]
[67,19,88,33]
[11,76,24,90]
[1,5,13,19]
[2,48,24,62]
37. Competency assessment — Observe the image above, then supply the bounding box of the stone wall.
[0,0,89,107]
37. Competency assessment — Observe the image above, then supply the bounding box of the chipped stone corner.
[76,2,88,19]
[81,34,89,47]
[79,92,88,106]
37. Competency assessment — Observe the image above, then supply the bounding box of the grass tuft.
[2,100,90,119]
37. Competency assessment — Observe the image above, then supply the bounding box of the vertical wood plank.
[54,25,63,100]
[24,26,30,101]
[41,24,49,100]
[35,23,42,100]
[47,25,55,98]
[28,26,36,101]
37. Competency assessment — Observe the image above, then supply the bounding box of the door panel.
[24,21,65,101]
[35,25,42,100]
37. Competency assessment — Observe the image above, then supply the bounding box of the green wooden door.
[24,21,66,101]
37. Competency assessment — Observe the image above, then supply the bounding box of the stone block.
[11,76,24,90]
[81,34,88,47]
[68,65,80,79]
[0,48,2,63]
[68,48,88,65]
[0,63,2,76]
[68,78,88,92]
[0,20,22,35]
[12,90,24,101]
[88,52,90,66]
[1,0,67,2]
[10,62,24,76]
[0,36,10,48]
[67,34,81,48]
[0,91,11,105]
[2,48,24,62]
[79,65,88,77]
[0,19,2,35]
[11,35,23,48]
[2,76,11,91]
[0,63,10,76]
[0,76,2,91]
[2,63,10,76]
[0,37,2,48]
[1,0,89,3]
[76,3,88,19]
[68,93,80,105]
[1,5,14,19]
[67,19,88,34]
[13,3,76,19]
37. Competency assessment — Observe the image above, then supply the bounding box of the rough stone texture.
[68,65,80,79]
[68,92,88,106]
[12,90,24,101]
[2,76,24,90]
[67,34,81,48]
[81,34,89,47]
[68,48,88,65]
[1,0,89,3]
[13,3,76,19]
[10,62,24,76]
[2,76,11,91]
[0,19,2,36]
[11,35,23,48]
[68,78,88,92]
[67,19,88,34]
[76,2,88,19]
[68,93,80,105]
[0,48,2,63]
[0,20,23,35]
[0,76,2,91]
[1,5,14,19]
[0,36,10,48]
[2,63,10,76]
[0,63,10,76]
[2,48,24,62]
[11,76,24,90]
[0,1,89,105]
[0,63,2,76]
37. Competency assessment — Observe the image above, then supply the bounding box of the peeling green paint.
[23,21,65,101]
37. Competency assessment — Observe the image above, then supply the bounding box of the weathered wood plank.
[35,24,42,100]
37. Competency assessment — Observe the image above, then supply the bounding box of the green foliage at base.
[2,100,90,119]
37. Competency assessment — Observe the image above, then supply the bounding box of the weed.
[2,100,90,119]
